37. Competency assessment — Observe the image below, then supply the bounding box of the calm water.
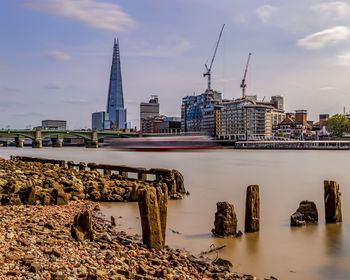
[1,147,350,279]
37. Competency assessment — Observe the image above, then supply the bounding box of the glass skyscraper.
[106,38,127,129]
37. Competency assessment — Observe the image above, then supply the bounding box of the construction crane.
[203,24,225,91]
[240,52,252,99]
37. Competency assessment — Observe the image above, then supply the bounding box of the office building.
[92,112,106,131]
[42,120,66,130]
[181,89,222,136]
[157,117,181,134]
[141,115,167,134]
[106,39,127,129]
[140,95,159,131]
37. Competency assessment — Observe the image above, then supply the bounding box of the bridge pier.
[15,137,24,148]
[85,140,98,148]
[32,128,42,148]
[51,138,63,148]
[85,129,98,148]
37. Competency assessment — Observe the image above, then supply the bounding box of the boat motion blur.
[104,136,220,151]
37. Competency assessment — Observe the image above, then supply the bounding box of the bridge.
[0,128,139,148]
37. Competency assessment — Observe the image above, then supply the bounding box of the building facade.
[106,39,127,129]
[141,115,166,134]
[140,95,159,132]
[92,112,106,131]
[181,89,222,135]
[219,99,273,140]
[42,120,66,130]
[157,117,181,134]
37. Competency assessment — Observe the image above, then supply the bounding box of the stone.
[245,185,260,232]
[29,262,41,273]
[212,201,237,236]
[138,187,164,249]
[290,200,318,226]
[111,215,116,226]
[324,180,342,223]
[71,209,94,241]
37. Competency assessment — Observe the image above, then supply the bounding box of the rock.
[324,180,342,223]
[138,187,164,250]
[245,185,260,232]
[111,215,116,226]
[290,200,318,226]
[212,201,237,236]
[71,209,94,241]
[212,258,233,271]
[29,262,41,273]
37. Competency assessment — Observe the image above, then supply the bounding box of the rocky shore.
[0,201,253,280]
[0,158,185,206]
[0,157,266,280]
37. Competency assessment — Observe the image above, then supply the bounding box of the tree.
[325,114,350,138]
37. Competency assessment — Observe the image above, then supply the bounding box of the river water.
[1,147,350,280]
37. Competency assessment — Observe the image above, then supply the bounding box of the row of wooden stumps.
[135,180,342,249]
[212,180,343,238]
[291,180,342,226]
[212,185,260,237]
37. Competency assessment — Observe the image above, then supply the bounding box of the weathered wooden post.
[138,187,164,250]
[212,202,237,236]
[324,180,342,223]
[245,185,260,232]
[155,183,168,244]
[78,162,86,171]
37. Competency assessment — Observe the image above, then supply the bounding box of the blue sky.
[1,0,350,129]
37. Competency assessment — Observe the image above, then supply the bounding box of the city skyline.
[1,0,350,128]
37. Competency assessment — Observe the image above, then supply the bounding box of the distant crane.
[240,52,252,99]
[203,24,225,91]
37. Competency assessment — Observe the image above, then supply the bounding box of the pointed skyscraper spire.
[106,38,126,129]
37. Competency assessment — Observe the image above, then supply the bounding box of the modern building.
[157,117,181,134]
[271,95,284,111]
[181,89,222,136]
[219,99,273,140]
[140,95,160,132]
[141,115,167,134]
[106,39,127,129]
[92,112,106,131]
[42,120,66,130]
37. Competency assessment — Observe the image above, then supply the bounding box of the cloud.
[128,40,191,57]
[256,5,278,24]
[24,0,136,32]
[43,82,67,90]
[337,52,350,65]
[297,26,350,50]
[320,86,337,91]
[47,50,71,61]
[312,2,350,19]
[3,87,20,92]
[63,99,88,105]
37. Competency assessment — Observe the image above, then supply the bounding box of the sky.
[1,0,350,129]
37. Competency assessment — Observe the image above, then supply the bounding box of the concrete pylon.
[32,128,42,148]
[15,137,24,148]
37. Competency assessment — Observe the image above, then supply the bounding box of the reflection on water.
[244,232,259,255]
[325,224,343,256]
[1,147,350,280]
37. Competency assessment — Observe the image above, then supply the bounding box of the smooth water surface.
[1,147,350,279]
